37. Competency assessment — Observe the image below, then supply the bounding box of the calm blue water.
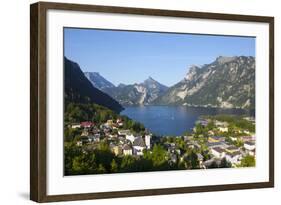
[121,106,253,136]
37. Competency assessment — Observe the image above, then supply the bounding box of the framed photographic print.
[30,1,274,202]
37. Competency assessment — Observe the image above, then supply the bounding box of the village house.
[118,130,131,135]
[197,119,209,127]
[248,149,256,156]
[183,135,193,142]
[243,130,251,135]
[243,117,255,122]
[225,151,242,165]
[111,124,118,130]
[187,141,201,150]
[211,147,225,158]
[230,136,238,141]
[108,134,117,139]
[92,127,100,134]
[103,126,112,134]
[145,134,151,149]
[225,145,239,153]
[80,121,94,128]
[116,118,123,127]
[88,134,100,143]
[244,141,255,151]
[123,144,133,156]
[214,120,229,132]
[81,129,89,137]
[215,120,228,127]
[132,136,146,155]
[117,135,126,142]
[207,141,228,149]
[218,127,228,132]
[110,144,122,156]
[70,123,81,129]
[208,136,225,143]
[118,130,135,143]
[208,130,215,136]
[106,119,114,127]
[125,134,135,143]
[241,135,255,142]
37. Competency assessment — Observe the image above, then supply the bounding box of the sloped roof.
[212,147,225,153]
[226,151,241,157]
[244,141,255,146]
[133,137,146,147]
[80,121,93,127]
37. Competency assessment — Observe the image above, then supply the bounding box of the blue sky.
[64,28,255,86]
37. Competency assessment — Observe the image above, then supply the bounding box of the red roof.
[80,121,94,127]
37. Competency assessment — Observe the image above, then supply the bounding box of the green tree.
[110,159,118,172]
[71,152,97,175]
[240,155,255,167]
[183,150,199,169]
[95,143,115,171]
[97,164,106,173]
[207,120,215,130]
[64,127,81,142]
[195,123,204,135]
[234,138,244,147]
[64,143,83,175]
[120,155,137,172]
[149,144,168,168]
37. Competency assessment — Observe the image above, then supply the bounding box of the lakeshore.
[64,104,256,175]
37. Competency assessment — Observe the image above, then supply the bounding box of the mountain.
[153,56,255,109]
[64,57,123,113]
[84,72,115,90]
[103,77,168,105]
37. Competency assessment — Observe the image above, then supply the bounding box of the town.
[65,111,256,174]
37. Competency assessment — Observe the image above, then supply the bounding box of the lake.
[121,106,254,136]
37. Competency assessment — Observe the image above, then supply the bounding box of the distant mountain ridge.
[78,55,255,109]
[64,57,123,113]
[153,56,255,109]
[84,72,115,90]
[103,77,168,106]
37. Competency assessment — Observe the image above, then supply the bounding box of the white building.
[225,152,242,165]
[244,141,255,151]
[118,130,131,135]
[211,147,225,158]
[145,135,151,149]
[215,121,228,127]
[132,137,146,155]
[76,141,82,146]
[230,136,238,141]
[218,127,228,132]
[123,144,132,155]
[248,149,256,156]
[125,134,135,143]
[71,123,81,129]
